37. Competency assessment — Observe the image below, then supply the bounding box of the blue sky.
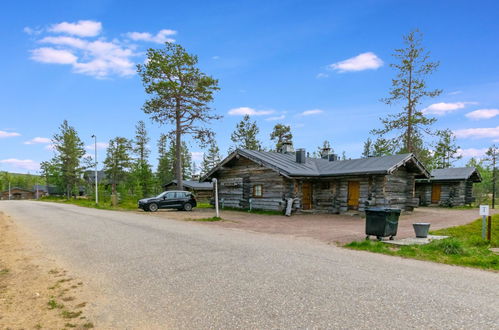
[1,0,499,173]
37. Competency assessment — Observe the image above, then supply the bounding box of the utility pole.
[487,145,497,209]
[8,181,11,200]
[91,135,99,204]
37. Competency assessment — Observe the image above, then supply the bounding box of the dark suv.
[138,190,197,212]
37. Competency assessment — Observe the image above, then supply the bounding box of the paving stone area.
[383,235,450,246]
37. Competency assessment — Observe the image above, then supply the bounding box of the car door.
[162,192,176,208]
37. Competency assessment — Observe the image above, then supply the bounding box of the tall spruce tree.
[201,140,221,175]
[270,124,293,152]
[137,42,221,190]
[104,137,132,196]
[486,145,498,208]
[131,121,154,197]
[156,134,174,191]
[371,29,442,159]
[230,114,262,151]
[51,120,86,199]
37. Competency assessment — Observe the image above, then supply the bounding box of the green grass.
[47,299,64,310]
[40,196,138,211]
[345,214,499,271]
[188,216,222,222]
[196,202,213,209]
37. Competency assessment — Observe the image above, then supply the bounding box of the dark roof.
[164,180,213,190]
[203,149,429,180]
[2,187,34,193]
[422,167,482,182]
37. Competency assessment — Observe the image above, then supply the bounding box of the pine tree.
[270,124,293,152]
[104,137,132,196]
[137,42,221,190]
[485,145,498,208]
[156,134,174,191]
[131,121,154,197]
[201,140,221,175]
[230,115,262,151]
[50,120,87,199]
[371,29,442,158]
[432,129,461,169]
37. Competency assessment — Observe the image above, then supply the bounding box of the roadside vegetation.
[345,215,499,271]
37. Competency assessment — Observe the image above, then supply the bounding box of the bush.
[432,238,465,255]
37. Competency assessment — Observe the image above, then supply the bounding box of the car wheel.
[148,203,158,212]
[183,202,193,211]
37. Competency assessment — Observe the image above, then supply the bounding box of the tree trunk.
[406,65,413,153]
[66,183,70,200]
[175,108,183,191]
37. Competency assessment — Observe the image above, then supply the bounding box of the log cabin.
[202,146,430,214]
[415,167,482,206]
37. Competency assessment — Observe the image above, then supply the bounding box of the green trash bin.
[365,208,401,241]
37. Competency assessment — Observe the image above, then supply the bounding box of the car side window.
[165,192,175,199]
[176,192,186,198]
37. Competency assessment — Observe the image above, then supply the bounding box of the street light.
[91,135,98,204]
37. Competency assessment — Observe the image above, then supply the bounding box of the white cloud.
[126,29,177,44]
[465,109,499,120]
[23,26,42,35]
[24,137,51,144]
[212,56,220,60]
[329,52,383,73]
[0,131,21,138]
[316,73,329,79]
[266,115,285,121]
[49,20,102,37]
[299,109,324,116]
[228,107,274,116]
[455,148,488,158]
[35,36,136,78]
[85,142,109,150]
[0,159,40,171]
[454,126,499,139]
[448,90,462,95]
[191,151,204,161]
[31,47,77,64]
[422,102,474,115]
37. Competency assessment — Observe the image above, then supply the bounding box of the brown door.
[431,184,441,204]
[347,181,360,210]
[302,183,312,210]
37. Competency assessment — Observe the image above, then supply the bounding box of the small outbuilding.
[163,180,213,202]
[202,148,429,214]
[415,167,482,206]
[0,187,36,200]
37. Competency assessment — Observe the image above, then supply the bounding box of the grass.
[345,214,499,271]
[188,216,222,222]
[47,299,64,310]
[0,268,9,275]
[40,196,138,211]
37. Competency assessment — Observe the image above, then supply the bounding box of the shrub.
[433,238,465,255]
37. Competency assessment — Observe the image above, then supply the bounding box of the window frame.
[253,184,263,198]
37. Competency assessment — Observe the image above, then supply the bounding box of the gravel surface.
[1,201,498,329]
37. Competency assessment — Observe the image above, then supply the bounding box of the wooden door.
[347,181,360,210]
[302,183,312,210]
[431,184,441,204]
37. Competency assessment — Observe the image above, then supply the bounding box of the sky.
[1,0,498,174]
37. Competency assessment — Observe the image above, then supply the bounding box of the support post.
[487,215,492,241]
[212,178,219,218]
[482,215,487,239]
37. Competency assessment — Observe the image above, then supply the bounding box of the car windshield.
[156,192,168,199]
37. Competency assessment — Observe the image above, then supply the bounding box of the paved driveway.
[143,206,493,244]
[1,201,498,329]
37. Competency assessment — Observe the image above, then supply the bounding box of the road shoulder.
[0,211,95,329]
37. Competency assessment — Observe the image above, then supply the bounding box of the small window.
[166,192,175,199]
[253,184,263,197]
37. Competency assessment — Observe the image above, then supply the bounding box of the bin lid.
[365,207,401,213]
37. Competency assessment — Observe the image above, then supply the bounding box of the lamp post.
[212,178,219,218]
[91,135,98,204]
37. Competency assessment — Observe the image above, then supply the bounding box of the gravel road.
[1,201,498,329]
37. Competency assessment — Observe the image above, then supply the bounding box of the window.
[253,184,263,197]
[165,192,175,199]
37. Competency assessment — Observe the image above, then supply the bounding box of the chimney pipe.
[296,148,306,164]
[328,154,338,162]
[280,141,294,154]
[321,147,331,159]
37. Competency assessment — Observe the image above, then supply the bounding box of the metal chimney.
[321,147,331,159]
[328,154,338,162]
[280,141,294,154]
[296,148,306,164]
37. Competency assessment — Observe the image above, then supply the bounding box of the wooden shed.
[415,167,482,206]
[202,149,429,214]
[0,187,36,200]
[163,180,213,202]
